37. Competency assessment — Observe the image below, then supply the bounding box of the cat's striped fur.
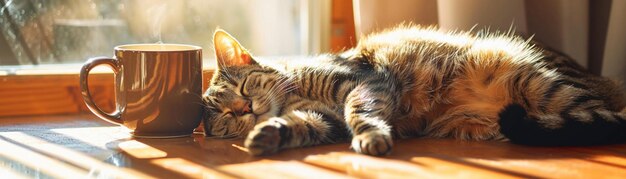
[202,26,626,156]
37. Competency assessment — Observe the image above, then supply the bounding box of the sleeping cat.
[202,26,626,156]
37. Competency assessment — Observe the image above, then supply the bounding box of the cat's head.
[202,30,291,138]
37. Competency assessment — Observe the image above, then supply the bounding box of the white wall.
[353,0,438,37]
[525,0,589,68]
[438,0,527,34]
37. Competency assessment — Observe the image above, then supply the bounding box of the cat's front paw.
[351,131,393,156]
[244,122,281,156]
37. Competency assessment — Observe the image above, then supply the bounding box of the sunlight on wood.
[0,137,88,178]
[118,140,168,159]
[0,132,154,179]
[394,140,626,178]
[304,152,431,178]
[219,159,353,179]
[587,155,626,168]
[151,158,236,179]
[442,145,626,178]
[466,156,626,178]
[0,165,29,179]
[410,157,520,179]
[568,148,626,168]
[51,126,130,150]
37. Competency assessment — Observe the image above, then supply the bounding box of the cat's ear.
[213,29,256,68]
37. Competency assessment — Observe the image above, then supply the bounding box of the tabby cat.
[202,26,626,156]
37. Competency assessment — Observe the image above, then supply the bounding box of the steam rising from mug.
[148,3,167,44]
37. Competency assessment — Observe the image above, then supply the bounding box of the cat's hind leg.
[499,87,626,146]
[493,63,626,145]
[424,104,506,141]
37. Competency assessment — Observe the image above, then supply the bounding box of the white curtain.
[602,0,626,80]
[353,0,625,83]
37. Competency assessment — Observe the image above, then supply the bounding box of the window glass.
[0,0,304,66]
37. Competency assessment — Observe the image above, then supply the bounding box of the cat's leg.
[449,59,626,145]
[244,109,348,156]
[344,82,400,156]
[424,105,505,141]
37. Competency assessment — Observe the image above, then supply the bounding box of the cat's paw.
[351,130,393,156]
[244,122,281,156]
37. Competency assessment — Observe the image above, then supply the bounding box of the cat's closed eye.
[223,111,234,118]
[240,77,249,96]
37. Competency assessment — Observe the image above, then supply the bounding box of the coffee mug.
[80,44,203,138]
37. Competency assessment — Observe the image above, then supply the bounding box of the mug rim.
[115,43,202,52]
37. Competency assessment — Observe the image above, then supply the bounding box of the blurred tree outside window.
[0,0,305,67]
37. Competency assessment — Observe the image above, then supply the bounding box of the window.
[0,0,348,117]
[0,0,329,68]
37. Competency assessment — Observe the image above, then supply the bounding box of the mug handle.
[80,56,123,125]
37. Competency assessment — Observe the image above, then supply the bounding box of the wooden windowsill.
[0,63,218,76]
[0,64,112,76]
[0,64,215,118]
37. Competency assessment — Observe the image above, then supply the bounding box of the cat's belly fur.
[393,58,520,140]
[395,96,509,141]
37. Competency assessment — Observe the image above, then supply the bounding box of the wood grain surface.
[2,114,626,178]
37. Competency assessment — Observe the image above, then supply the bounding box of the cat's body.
[202,26,626,156]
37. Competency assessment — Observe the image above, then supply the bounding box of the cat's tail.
[498,103,626,146]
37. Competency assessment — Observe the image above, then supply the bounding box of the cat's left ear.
[213,29,257,68]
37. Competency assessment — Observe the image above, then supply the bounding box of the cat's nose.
[233,99,253,116]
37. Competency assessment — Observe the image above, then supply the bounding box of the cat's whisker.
[261,78,289,106]
[231,144,249,153]
[273,77,297,93]
[266,82,297,105]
